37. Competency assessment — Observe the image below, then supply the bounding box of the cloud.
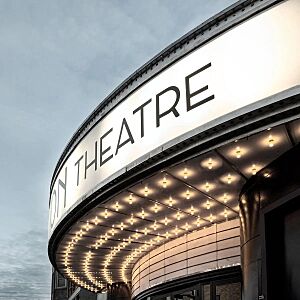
[0,230,51,299]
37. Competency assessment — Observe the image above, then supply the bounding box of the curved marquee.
[49,0,300,237]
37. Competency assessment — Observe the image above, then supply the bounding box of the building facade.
[48,1,300,299]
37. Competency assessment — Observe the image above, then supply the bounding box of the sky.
[0,1,236,299]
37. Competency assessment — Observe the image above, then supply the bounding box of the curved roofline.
[49,0,282,193]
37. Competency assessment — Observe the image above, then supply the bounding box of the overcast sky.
[0,1,236,299]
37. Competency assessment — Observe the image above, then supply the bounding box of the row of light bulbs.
[58,129,278,291]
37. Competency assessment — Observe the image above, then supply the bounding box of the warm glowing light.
[224,208,228,219]
[175,225,179,235]
[141,208,145,219]
[104,209,108,219]
[208,158,213,170]
[128,193,133,205]
[206,199,211,210]
[144,185,149,197]
[209,213,214,223]
[186,189,190,200]
[223,193,228,204]
[264,172,271,178]
[111,225,115,236]
[162,176,167,188]
[185,222,189,231]
[168,196,173,207]
[190,205,195,215]
[235,146,242,158]
[227,173,232,184]
[154,202,159,213]
[130,214,134,225]
[144,227,148,235]
[85,221,90,231]
[251,164,257,175]
[176,211,181,221]
[164,216,169,226]
[120,222,124,230]
[268,134,274,147]
[183,167,188,179]
[115,201,119,212]
[197,217,201,227]
[205,182,210,193]
[153,220,157,231]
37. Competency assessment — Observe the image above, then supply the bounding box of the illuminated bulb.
[190,205,195,215]
[130,214,134,225]
[104,209,108,219]
[164,216,169,226]
[205,182,210,193]
[79,229,83,237]
[223,193,228,204]
[120,222,124,230]
[235,146,241,158]
[227,173,232,184]
[252,164,257,175]
[176,211,181,221]
[268,134,274,147]
[92,217,100,228]
[168,196,173,207]
[162,176,167,188]
[224,208,228,219]
[134,230,138,240]
[154,202,158,213]
[144,185,148,197]
[206,200,211,210]
[185,222,189,231]
[166,231,169,239]
[141,208,145,219]
[197,217,201,227]
[111,225,115,236]
[156,234,161,242]
[186,189,190,200]
[85,221,90,231]
[183,167,188,179]
[115,201,119,212]
[144,227,148,235]
[175,225,178,235]
[153,220,157,231]
[209,213,213,223]
[104,233,108,241]
[208,158,213,170]
[128,193,133,205]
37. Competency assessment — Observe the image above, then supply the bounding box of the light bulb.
[224,208,228,219]
[252,164,257,175]
[144,227,148,235]
[154,203,158,213]
[153,221,157,231]
[141,208,145,219]
[268,134,274,147]
[190,205,195,215]
[94,216,99,225]
[227,173,232,184]
[208,158,213,170]
[176,211,181,221]
[175,225,178,235]
[205,182,210,193]
[185,222,189,231]
[197,217,201,227]
[115,201,119,212]
[168,196,173,207]
[162,176,167,188]
[130,214,134,225]
[120,222,124,230]
[104,209,108,219]
[164,216,169,226]
[209,213,213,223]
[186,189,190,200]
[206,200,210,210]
[235,146,241,158]
[128,193,133,205]
[183,167,188,179]
[166,231,169,239]
[144,185,148,197]
[111,225,115,236]
[223,193,228,204]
